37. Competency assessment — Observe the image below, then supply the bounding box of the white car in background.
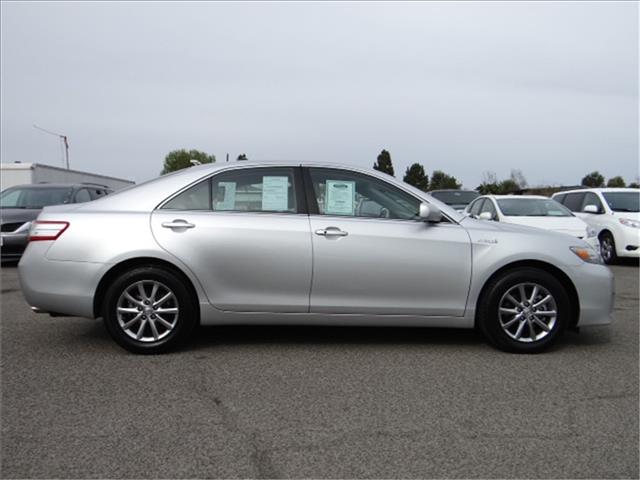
[552,188,640,264]
[465,195,599,250]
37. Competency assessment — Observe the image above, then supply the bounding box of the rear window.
[0,186,73,209]
[430,191,479,206]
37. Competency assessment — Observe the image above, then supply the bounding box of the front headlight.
[620,218,640,229]
[570,246,603,264]
[586,226,597,238]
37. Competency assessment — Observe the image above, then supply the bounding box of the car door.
[151,166,313,313]
[305,167,472,316]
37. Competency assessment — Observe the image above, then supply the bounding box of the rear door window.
[162,167,300,213]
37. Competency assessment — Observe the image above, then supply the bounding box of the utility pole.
[33,124,70,169]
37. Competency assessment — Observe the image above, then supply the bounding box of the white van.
[552,188,640,264]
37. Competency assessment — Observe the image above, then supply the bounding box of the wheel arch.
[93,257,200,320]
[475,260,580,328]
[598,229,614,241]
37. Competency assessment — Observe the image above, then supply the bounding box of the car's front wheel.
[599,232,618,265]
[102,266,197,354]
[477,268,570,353]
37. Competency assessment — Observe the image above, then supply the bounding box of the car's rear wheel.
[102,266,197,354]
[599,232,617,265]
[477,268,570,353]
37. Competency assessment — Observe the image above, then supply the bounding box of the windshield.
[430,191,479,206]
[602,191,640,212]
[497,198,573,217]
[0,187,73,209]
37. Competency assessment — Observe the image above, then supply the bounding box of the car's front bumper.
[568,262,615,327]
[616,227,640,258]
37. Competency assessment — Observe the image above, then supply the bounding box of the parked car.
[429,189,479,212]
[19,162,613,354]
[552,188,640,264]
[0,183,112,260]
[464,195,599,251]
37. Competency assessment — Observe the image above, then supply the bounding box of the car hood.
[502,216,587,236]
[460,215,588,241]
[611,211,640,221]
[0,208,41,224]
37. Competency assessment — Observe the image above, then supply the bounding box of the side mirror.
[419,203,442,223]
[478,211,494,221]
[583,205,599,214]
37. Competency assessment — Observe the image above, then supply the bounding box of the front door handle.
[315,227,348,237]
[162,220,195,229]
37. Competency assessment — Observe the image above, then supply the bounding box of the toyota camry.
[18,162,614,354]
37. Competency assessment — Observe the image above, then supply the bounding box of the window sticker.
[261,176,289,211]
[216,182,237,210]
[325,180,355,215]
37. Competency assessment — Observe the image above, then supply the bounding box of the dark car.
[429,189,480,212]
[0,183,112,260]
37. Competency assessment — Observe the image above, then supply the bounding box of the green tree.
[373,149,395,176]
[430,170,461,190]
[477,171,500,195]
[629,182,640,189]
[403,163,429,191]
[606,176,626,187]
[161,149,215,174]
[237,153,248,161]
[498,179,520,194]
[581,171,605,188]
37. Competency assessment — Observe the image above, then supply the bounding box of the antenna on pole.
[33,124,70,170]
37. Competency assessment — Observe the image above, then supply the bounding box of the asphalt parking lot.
[1,262,638,479]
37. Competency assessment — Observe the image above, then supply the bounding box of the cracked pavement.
[1,262,638,478]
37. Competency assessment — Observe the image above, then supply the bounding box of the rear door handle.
[315,227,348,237]
[162,220,195,229]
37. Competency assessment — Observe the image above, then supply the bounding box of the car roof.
[485,195,549,200]
[552,187,640,195]
[429,189,477,193]
[6,183,109,189]
[67,161,464,222]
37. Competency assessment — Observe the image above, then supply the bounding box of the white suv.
[552,188,640,264]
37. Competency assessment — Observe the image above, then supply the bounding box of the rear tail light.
[29,221,69,241]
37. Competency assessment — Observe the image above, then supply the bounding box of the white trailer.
[1,162,134,191]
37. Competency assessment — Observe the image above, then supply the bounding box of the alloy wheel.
[116,280,179,342]
[601,237,614,263]
[498,283,557,343]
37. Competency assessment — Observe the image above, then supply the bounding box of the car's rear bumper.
[18,242,105,318]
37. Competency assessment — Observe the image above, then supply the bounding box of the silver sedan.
[18,162,614,354]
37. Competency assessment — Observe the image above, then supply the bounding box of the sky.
[1,1,638,187]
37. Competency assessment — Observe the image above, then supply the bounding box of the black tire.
[599,232,618,265]
[477,268,570,353]
[102,266,197,354]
